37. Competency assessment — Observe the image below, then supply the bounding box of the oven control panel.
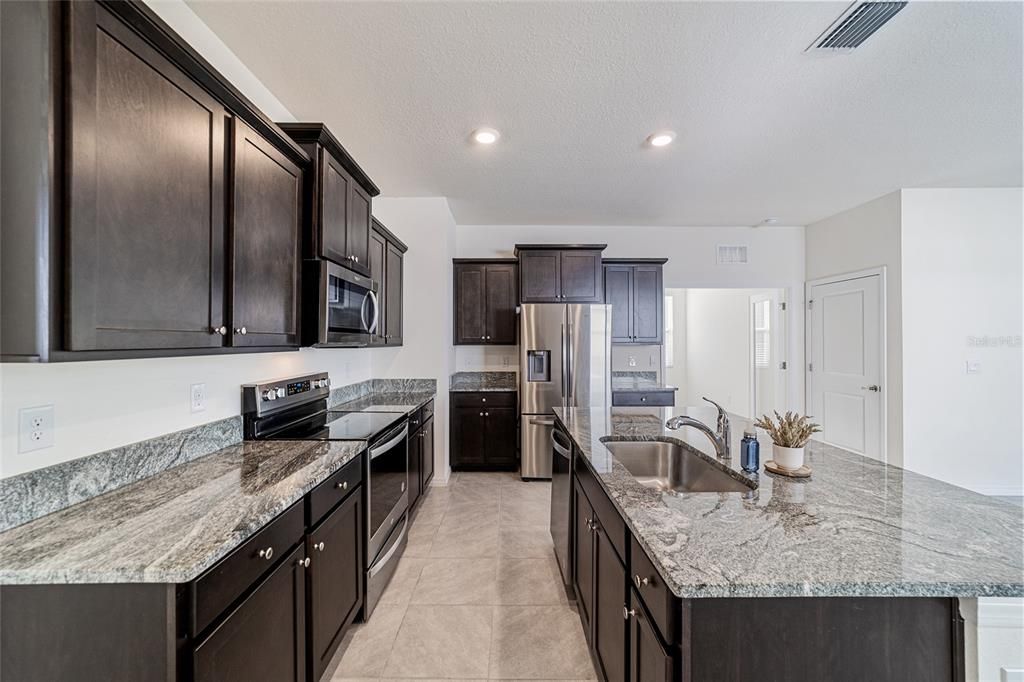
[242,373,331,416]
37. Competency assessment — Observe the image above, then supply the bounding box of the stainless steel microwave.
[303,259,379,347]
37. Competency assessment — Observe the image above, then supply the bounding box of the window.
[754,299,770,368]
[664,294,674,367]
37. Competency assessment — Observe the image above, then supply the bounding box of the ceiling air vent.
[717,245,749,265]
[807,1,907,52]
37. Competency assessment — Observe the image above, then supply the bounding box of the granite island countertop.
[553,405,1024,599]
[449,371,518,392]
[0,388,435,585]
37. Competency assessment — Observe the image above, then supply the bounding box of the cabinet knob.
[258,547,274,561]
[481,336,486,340]
[235,327,247,335]
[640,397,647,402]
[634,575,650,588]
[623,606,637,620]
[482,398,487,402]
[484,412,489,416]
[212,326,227,336]
[297,557,310,568]
[316,541,325,552]
[479,412,484,417]
[336,480,348,491]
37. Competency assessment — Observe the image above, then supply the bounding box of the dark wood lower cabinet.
[194,544,307,682]
[573,480,595,640]
[593,523,627,682]
[307,492,363,681]
[627,590,672,682]
[409,423,423,508]
[420,417,435,487]
[451,392,518,470]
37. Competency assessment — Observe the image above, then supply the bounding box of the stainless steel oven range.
[241,371,409,618]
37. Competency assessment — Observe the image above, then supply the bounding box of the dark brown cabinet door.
[631,266,663,343]
[451,407,487,468]
[368,227,387,345]
[385,242,404,345]
[455,263,486,344]
[573,482,595,642]
[485,264,518,344]
[593,524,627,682]
[194,545,306,682]
[560,250,604,303]
[421,418,435,487]
[66,3,227,351]
[629,591,673,682]
[604,266,633,343]
[319,150,351,268]
[484,407,518,468]
[519,251,561,302]
[308,492,363,681]
[348,184,371,275]
[408,425,423,509]
[230,119,302,348]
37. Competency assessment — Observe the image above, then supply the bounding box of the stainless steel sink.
[600,439,754,493]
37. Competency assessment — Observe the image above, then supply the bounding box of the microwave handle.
[367,290,380,335]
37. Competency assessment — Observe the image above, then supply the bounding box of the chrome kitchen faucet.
[666,397,731,459]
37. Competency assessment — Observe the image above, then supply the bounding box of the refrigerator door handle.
[560,323,567,399]
[566,322,574,406]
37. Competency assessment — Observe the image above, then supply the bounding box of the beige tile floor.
[326,472,596,681]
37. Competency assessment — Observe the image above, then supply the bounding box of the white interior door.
[808,274,884,461]
[750,292,788,418]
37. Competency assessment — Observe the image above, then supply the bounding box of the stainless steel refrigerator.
[519,304,612,479]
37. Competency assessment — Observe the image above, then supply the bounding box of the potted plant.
[753,411,821,471]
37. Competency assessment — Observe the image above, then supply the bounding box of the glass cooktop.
[267,410,405,442]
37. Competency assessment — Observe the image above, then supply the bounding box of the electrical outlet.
[502,356,510,367]
[628,355,637,367]
[966,361,981,375]
[19,405,55,453]
[190,383,207,413]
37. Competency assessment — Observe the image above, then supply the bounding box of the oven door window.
[370,426,408,539]
[327,272,373,334]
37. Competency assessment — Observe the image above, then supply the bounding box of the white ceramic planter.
[773,445,805,471]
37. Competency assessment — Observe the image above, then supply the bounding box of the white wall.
[900,188,1023,496]
[455,224,806,409]
[372,198,458,485]
[665,289,688,394]
[684,289,757,417]
[805,191,904,465]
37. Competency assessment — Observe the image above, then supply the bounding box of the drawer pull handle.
[623,606,637,620]
[316,541,325,552]
[634,575,650,588]
[336,480,349,491]
[258,547,274,561]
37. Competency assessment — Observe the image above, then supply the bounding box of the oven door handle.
[370,424,409,459]
[368,518,407,578]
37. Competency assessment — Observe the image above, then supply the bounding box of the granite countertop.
[0,388,436,585]
[449,371,518,392]
[0,439,364,585]
[553,405,1024,599]
[610,375,678,392]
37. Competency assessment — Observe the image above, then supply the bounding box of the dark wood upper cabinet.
[230,119,302,348]
[385,239,405,346]
[9,1,311,361]
[65,2,229,352]
[277,123,379,277]
[603,259,666,344]
[453,259,518,345]
[307,490,363,682]
[515,245,606,303]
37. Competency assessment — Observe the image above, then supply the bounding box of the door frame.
[804,266,888,462]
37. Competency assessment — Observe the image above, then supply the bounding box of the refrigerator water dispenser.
[526,350,551,382]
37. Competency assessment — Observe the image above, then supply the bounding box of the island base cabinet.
[628,590,673,682]
[194,544,307,682]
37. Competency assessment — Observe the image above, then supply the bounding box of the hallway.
[327,472,596,680]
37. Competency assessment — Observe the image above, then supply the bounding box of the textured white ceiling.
[187,1,1023,226]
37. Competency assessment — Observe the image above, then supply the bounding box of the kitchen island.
[552,405,1023,681]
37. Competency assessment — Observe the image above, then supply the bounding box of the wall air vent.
[717,245,749,265]
[806,1,907,52]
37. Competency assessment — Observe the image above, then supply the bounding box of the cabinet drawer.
[191,501,304,637]
[612,390,675,407]
[308,454,364,527]
[574,457,627,564]
[420,399,435,424]
[630,535,678,644]
[451,391,516,408]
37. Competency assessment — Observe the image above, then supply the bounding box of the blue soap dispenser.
[740,428,760,473]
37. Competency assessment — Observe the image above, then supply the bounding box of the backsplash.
[1,377,436,532]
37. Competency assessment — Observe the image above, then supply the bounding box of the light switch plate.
[19,405,55,453]
[190,383,207,413]
[966,361,981,375]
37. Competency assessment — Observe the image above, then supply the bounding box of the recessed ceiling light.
[647,131,675,147]
[472,127,500,145]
